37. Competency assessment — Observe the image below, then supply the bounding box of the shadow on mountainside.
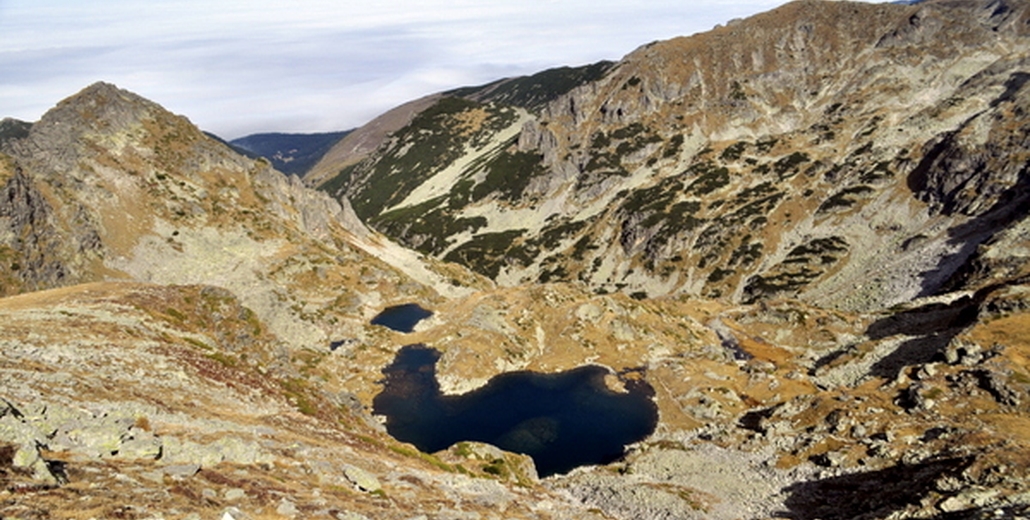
[862,294,982,380]
[862,130,1030,379]
[860,265,1030,380]
[907,97,1030,300]
[778,457,973,520]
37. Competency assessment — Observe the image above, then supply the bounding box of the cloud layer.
[2,0,874,138]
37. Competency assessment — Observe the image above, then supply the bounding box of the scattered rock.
[162,463,200,479]
[979,370,1023,406]
[335,512,371,520]
[276,499,299,517]
[161,435,270,467]
[221,507,249,520]
[116,431,162,460]
[916,364,938,380]
[946,340,985,366]
[343,464,382,493]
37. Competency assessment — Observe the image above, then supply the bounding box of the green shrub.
[818,186,874,213]
[472,150,546,202]
[720,141,748,161]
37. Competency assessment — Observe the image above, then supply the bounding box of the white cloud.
[0,0,883,138]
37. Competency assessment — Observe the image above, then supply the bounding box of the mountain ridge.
[2,2,1030,518]
[313,0,1030,313]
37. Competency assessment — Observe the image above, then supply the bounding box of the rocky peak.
[15,82,155,148]
[0,83,461,353]
[49,81,163,126]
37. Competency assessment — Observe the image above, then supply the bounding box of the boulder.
[343,463,382,493]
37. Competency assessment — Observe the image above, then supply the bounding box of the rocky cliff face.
[3,1,1030,519]
[317,0,1030,314]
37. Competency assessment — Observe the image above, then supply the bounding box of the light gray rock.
[49,422,123,458]
[938,492,988,513]
[160,437,222,467]
[0,409,63,484]
[140,471,165,484]
[946,340,984,366]
[12,443,61,485]
[336,512,371,520]
[851,424,868,438]
[982,370,1022,406]
[116,431,162,460]
[276,499,299,517]
[162,463,200,479]
[221,507,248,520]
[916,363,938,380]
[558,472,704,520]
[934,475,965,494]
[209,436,273,465]
[555,444,802,520]
[343,464,382,493]
[160,435,270,467]
[0,414,45,448]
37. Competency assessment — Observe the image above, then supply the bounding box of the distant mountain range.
[0,118,31,146]
[229,130,351,176]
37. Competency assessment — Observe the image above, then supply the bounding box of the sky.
[1,1,885,139]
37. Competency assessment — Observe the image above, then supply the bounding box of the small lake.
[372,345,658,477]
[370,303,433,333]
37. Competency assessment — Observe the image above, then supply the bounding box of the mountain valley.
[2,1,1030,519]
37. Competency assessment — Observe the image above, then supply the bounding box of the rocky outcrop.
[944,212,1030,293]
[0,158,104,296]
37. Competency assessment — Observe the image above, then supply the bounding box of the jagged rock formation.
[2,1,1030,519]
[315,0,1030,313]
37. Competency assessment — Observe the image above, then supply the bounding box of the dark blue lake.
[372,345,658,477]
[370,303,433,333]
